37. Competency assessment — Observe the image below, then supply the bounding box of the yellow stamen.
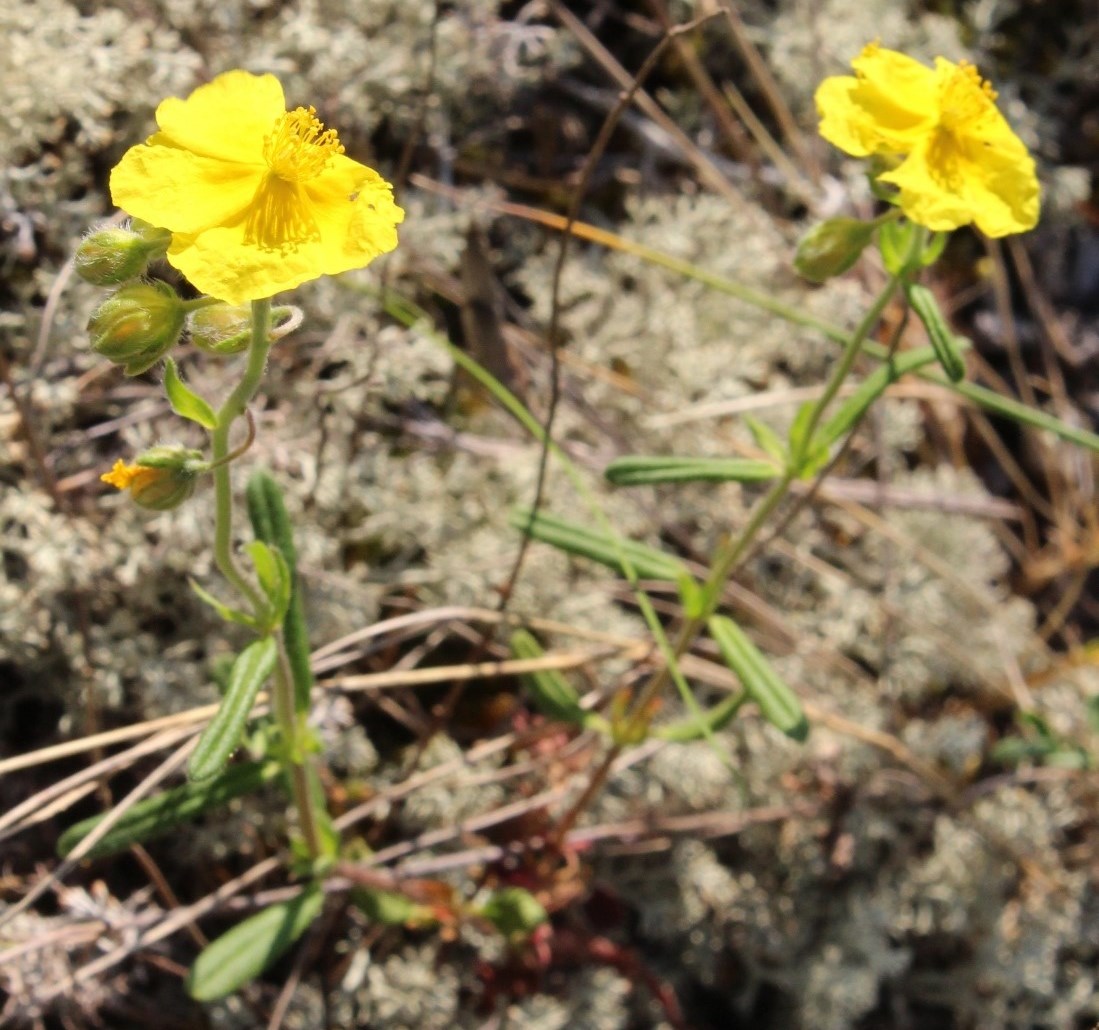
[263,106,344,183]
[938,62,996,134]
[244,176,320,251]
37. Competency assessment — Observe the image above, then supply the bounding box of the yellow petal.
[153,70,286,164]
[815,75,875,157]
[817,44,938,157]
[111,141,263,235]
[101,459,139,490]
[166,156,404,303]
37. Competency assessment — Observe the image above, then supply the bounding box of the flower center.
[937,62,996,135]
[263,106,344,183]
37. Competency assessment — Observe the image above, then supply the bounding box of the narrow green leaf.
[743,414,787,466]
[246,541,292,627]
[818,346,941,448]
[510,629,589,726]
[906,283,966,382]
[189,578,258,629]
[605,455,779,486]
[708,615,808,741]
[186,885,325,1001]
[58,762,275,860]
[653,689,747,741]
[510,509,687,581]
[188,638,277,782]
[163,357,218,429]
[353,887,434,927]
[676,573,706,621]
[247,471,313,715]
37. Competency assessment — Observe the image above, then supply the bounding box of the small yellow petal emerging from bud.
[101,447,205,510]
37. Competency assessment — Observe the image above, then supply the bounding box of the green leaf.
[510,629,602,729]
[743,415,787,466]
[818,346,941,448]
[510,509,688,581]
[787,401,830,479]
[246,540,292,628]
[708,615,808,741]
[353,888,434,927]
[163,357,218,429]
[189,578,258,629]
[58,762,274,860]
[906,283,966,382]
[676,572,706,621]
[653,689,747,741]
[247,471,313,715]
[605,455,779,486]
[186,885,325,1001]
[479,887,548,939]
[188,638,277,782]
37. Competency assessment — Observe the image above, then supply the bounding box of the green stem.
[625,263,907,729]
[796,272,904,457]
[274,637,322,860]
[210,298,272,610]
[181,295,224,313]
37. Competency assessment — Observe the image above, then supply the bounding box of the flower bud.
[88,282,185,375]
[74,221,172,286]
[188,302,253,355]
[100,446,205,511]
[794,217,876,282]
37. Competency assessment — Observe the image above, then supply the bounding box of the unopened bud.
[188,302,252,355]
[100,446,205,511]
[88,282,184,375]
[75,220,172,286]
[794,217,876,282]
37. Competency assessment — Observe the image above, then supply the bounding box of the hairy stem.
[209,299,272,609]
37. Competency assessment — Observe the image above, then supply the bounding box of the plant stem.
[209,299,272,609]
[795,273,903,459]
[274,638,323,860]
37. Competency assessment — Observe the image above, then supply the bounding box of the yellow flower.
[815,43,1039,237]
[110,70,404,304]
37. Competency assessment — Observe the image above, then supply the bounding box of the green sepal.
[905,283,966,382]
[186,884,325,1001]
[189,577,259,629]
[708,615,808,741]
[57,761,276,860]
[653,689,747,741]
[605,455,779,486]
[188,638,278,782]
[817,345,941,448]
[878,218,921,277]
[163,357,219,429]
[919,231,949,267]
[793,217,876,282]
[510,509,688,582]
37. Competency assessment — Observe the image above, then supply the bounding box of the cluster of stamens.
[263,106,345,183]
[938,61,996,133]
